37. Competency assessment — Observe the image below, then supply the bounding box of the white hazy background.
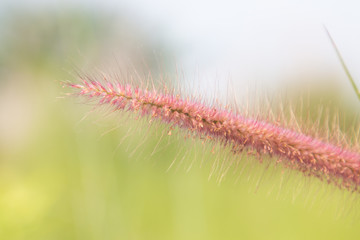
[2,0,360,102]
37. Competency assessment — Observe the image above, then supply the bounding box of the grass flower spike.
[68,75,360,193]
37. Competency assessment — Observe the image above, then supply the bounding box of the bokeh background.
[1,1,360,239]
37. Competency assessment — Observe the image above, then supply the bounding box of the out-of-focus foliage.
[0,7,359,240]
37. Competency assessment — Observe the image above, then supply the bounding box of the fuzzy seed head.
[68,77,360,192]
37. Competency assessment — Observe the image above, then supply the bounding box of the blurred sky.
[2,0,360,100]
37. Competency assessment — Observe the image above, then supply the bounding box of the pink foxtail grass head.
[68,76,360,192]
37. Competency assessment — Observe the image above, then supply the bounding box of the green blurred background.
[1,2,360,240]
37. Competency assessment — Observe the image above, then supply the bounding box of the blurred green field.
[0,8,360,240]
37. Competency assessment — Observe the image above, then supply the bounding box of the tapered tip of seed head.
[69,84,84,89]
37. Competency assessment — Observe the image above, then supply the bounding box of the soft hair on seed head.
[67,71,360,193]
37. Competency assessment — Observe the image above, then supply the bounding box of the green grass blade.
[324,25,360,101]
